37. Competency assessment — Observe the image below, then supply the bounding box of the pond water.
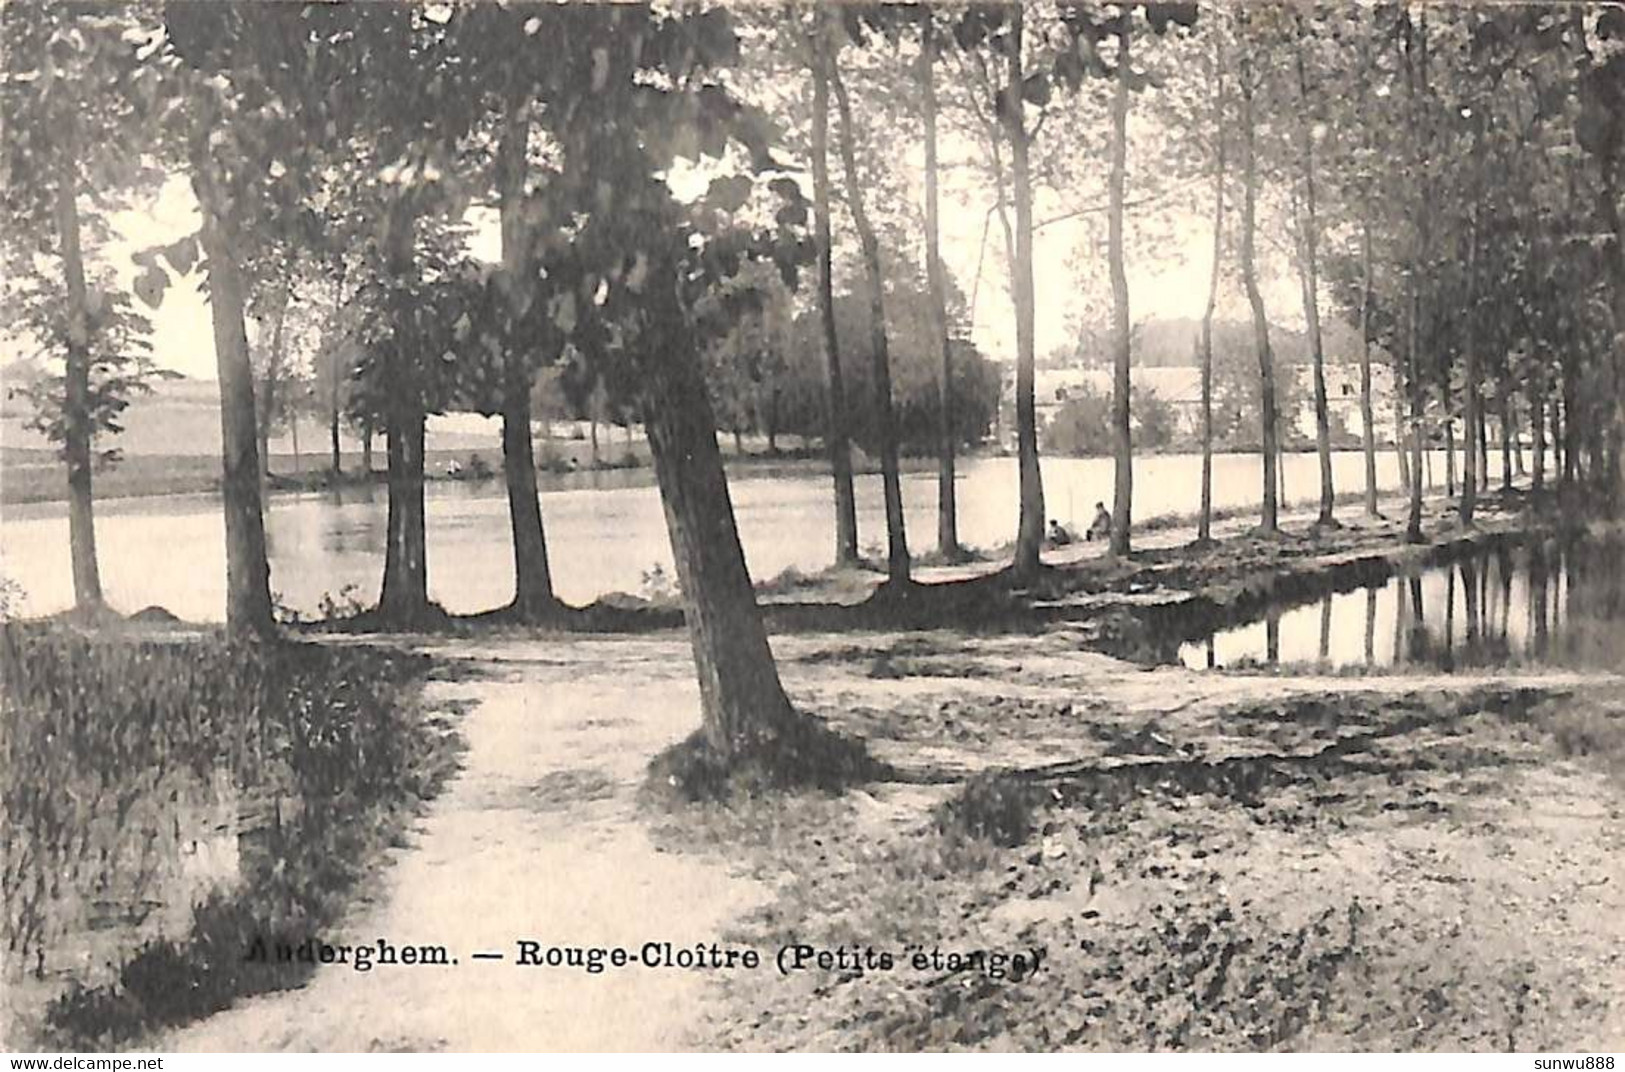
[3,448,1462,622]
[1179,536,1625,673]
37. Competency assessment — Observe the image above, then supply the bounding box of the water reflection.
[1180,537,1625,673]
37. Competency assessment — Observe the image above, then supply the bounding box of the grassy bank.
[0,624,465,1049]
[647,627,1625,1051]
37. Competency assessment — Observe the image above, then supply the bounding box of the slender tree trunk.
[1238,27,1278,533]
[1560,369,1578,489]
[378,198,429,622]
[1198,39,1227,544]
[1594,151,1625,510]
[1359,219,1379,516]
[328,270,344,477]
[1293,31,1335,527]
[194,173,274,637]
[1445,418,1456,498]
[767,389,779,454]
[329,400,342,476]
[1108,17,1134,558]
[1476,387,1488,502]
[257,387,273,483]
[54,163,103,611]
[1499,383,1514,493]
[1547,397,1560,487]
[1406,278,1424,542]
[920,15,959,561]
[1393,384,1412,493]
[256,289,288,485]
[1532,379,1547,494]
[290,410,300,471]
[1403,8,1428,544]
[830,57,908,586]
[1513,404,1526,476]
[362,416,374,475]
[1004,5,1046,577]
[1456,212,1482,523]
[810,27,859,566]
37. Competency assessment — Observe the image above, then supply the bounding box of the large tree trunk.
[495,102,558,615]
[920,14,959,561]
[502,381,554,613]
[1293,32,1335,528]
[54,164,103,612]
[636,266,802,760]
[194,174,275,637]
[1358,219,1380,516]
[1238,28,1278,534]
[380,399,428,620]
[1004,5,1046,576]
[1107,17,1133,558]
[377,199,430,623]
[830,57,909,586]
[810,26,859,566]
[1197,37,1226,545]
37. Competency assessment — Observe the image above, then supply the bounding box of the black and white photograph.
[2,0,1624,1056]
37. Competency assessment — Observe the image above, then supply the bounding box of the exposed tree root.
[644,710,893,803]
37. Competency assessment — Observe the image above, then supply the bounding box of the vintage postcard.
[2,0,1623,1058]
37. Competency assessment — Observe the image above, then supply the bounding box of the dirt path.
[161,636,767,1053]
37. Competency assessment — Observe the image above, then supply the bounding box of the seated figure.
[1086,501,1112,542]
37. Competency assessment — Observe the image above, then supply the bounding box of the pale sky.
[22,111,1308,384]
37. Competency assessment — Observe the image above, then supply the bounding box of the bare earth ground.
[156,627,1625,1052]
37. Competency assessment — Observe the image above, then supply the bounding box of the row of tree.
[4,2,861,771]
[5,2,1625,778]
[842,1,1622,559]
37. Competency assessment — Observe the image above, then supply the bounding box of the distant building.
[1032,362,1400,445]
[1313,362,1401,445]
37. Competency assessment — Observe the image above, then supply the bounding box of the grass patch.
[0,623,463,1048]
